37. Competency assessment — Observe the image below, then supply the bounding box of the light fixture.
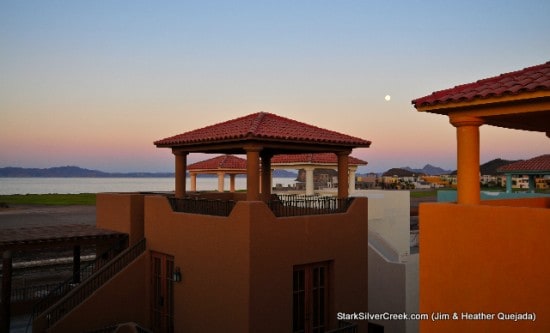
[172,267,182,282]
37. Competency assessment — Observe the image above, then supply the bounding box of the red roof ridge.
[155,112,371,147]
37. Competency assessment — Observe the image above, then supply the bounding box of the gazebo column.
[304,166,315,195]
[217,172,225,192]
[174,151,188,199]
[190,172,197,192]
[245,146,261,201]
[506,174,513,193]
[337,151,350,198]
[349,166,357,193]
[229,174,236,192]
[260,152,273,201]
[528,175,536,193]
[450,115,484,205]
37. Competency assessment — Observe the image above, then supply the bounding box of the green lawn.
[0,193,96,206]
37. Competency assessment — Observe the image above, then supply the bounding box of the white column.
[217,172,225,192]
[305,166,315,195]
[349,166,357,194]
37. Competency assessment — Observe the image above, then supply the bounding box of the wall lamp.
[172,267,182,283]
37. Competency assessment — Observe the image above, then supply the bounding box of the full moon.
[384,95,391,101]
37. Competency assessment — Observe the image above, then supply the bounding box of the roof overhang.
[415,93,550,133]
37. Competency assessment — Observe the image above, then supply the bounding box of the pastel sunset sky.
[1,0,549,173]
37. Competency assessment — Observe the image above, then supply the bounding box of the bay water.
[0,177,297,195]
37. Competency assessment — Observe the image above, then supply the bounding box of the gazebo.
[412,61,550,204]
[187,155,247,192]
[497,154,550,193]
[271,153,367,195]
[412,61,550,333]
[155,112,371,201]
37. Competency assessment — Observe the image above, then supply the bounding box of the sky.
[1,0,549,174]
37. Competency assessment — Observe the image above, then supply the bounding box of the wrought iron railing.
[9,283,60,303]
[35,238,146,330]
[30,238,128,317]
[169,196,236,216]
[268,194,354,217]
[168,194,353,217]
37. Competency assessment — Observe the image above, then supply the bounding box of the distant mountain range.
[401,164,452,176]
[0,166,297,178]
[0,166,174,178]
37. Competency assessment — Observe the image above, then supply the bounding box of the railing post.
[1,251,12,333]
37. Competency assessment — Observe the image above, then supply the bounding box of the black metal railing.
[30,238,128,317]
[169,196,236,216]
[36,238,146,330]
[10,283,60,303]
[268,194,354,217]
[326,320,358,333]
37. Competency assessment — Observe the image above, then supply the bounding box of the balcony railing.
[168,194,354,217]
[268,194,354,217]
[169,196,236,216]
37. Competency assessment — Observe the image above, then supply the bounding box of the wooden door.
[151,252,174,333]
[293,262,329,333]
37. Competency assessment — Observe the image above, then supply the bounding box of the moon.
[384,95,391,101]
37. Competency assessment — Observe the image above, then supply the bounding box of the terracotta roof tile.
[272,153,367,166]
[497,154,550,173]
[188,155,247,170]
[155,112,371,147]
[412,61,550,108]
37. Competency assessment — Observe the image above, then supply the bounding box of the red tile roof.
[412,61,550,108]
[497,154,550,173]
[155,112,371,147]
[188,155,247,170]
[272,153,367,166]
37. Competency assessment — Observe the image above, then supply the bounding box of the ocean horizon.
[0,177,297,195]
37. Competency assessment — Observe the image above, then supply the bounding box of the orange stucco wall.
[144,196,253,333]
[43,253,149,333]
[144,195,368,333]
[97,193,144,245]
[419,201,550,332]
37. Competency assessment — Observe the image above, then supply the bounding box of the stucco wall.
[247,198,369,332]
[355,190,410,261]
[419,201,550,332]
[143,195,368,333]
[97,193,144,245]
[144,195,252,333]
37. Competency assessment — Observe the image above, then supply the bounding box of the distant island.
[0,166,297,178]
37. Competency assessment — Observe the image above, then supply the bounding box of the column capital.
[243,145,263,153]
[335,150,352,156]
[449,115,484,128]
[172,150,189,156]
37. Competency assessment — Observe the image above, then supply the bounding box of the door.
[151,252,174,333]
[293,262,330,333]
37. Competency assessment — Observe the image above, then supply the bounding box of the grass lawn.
[0,193,96,206]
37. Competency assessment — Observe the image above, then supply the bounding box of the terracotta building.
[32,112,371,333]
[412,61,550,332]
